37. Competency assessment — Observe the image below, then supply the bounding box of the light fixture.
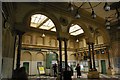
[89,2,96,19]
[74,3,85,19]
[105,19,110,26]
[76,39,79,42]
[68,2,74,11]
[91,10,96,19]
[104,2,110,11]
[105,19,111,29]
[42,33,45,37]
[106,26,111,29]
[75,10,80,19]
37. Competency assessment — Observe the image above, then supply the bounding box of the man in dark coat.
[75,63,81,78]
[53,63,57,77]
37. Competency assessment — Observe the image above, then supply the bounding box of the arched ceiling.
[3,2,118,43]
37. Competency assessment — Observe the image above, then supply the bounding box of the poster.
[38,67,45,74]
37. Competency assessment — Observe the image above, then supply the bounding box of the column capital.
[63,38,68,41]
[57,37,69,41]
[87,42,94,45]
[16,30,25,35]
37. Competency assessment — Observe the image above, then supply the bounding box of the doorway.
[101,60,106,74]
[23,62,29,74]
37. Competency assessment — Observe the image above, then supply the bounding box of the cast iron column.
[16,31,24,69]
[91,43,96,71]
[88,43,92,70]
[58,38,62,80]
[64,38,68,71]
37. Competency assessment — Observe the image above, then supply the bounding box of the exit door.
[101,60,106,74]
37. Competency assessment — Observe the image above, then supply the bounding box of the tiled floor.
[28,72,120,80]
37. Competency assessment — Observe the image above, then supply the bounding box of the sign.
[38,67,45,74]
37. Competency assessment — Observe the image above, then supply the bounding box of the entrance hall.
[1,1,120,80]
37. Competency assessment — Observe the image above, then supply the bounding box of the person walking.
[53,63,57,77]
[75,63,81,78]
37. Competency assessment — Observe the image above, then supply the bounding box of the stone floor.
[28,72,120,80]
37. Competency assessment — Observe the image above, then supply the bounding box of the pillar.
[58,38,62,80]
[87,43,99,79]
[63,38,72,80]
[16,31,24,69]
[108,24,120,74]
[88,43,92,71]
[64,38,68,71]
[91,43,97,71]
[106,46,113,75]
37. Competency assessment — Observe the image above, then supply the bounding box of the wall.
[111,41,120,74]
[2,25,15,78]
[0,3,2,78]
[20,50,46,75]
[20,31,107,75]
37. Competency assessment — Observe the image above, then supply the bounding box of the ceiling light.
[75,10,80,19]
[91,10,96,19]
[42,33,45,37]
[105,20,110,26]
[76,39,79,42]
[106,26,111,29]
[68,3,74,11]
[104,2,110,11]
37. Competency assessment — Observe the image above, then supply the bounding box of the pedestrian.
[53,63,57,77]
[75,63,81,78]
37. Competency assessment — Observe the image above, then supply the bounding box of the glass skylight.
[69,24,84,36]
[30,14,84,36]
[30,14,56,31]
[30,14,47,28]
[51,27,56,32]
[39,19,55,30]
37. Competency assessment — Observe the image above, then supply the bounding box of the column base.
[107,67,114,75]
[87,70,99,79]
